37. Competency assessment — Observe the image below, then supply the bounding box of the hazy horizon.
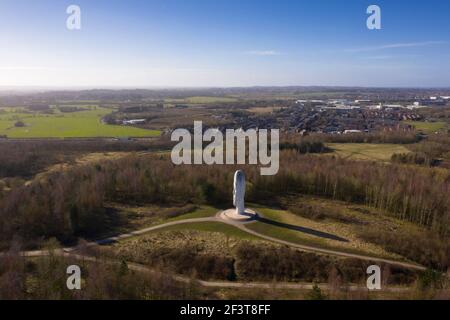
[2,84,450,93]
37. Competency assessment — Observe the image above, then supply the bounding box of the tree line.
[0,150,448,251]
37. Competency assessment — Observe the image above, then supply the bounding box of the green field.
[246,206,333,248]
[327,143,411,161]
[0,106,160,138]
[150,221,259,240]
[165,96,238,104]
[167,205,219,222]
[402,120,448,133]
[245,204,404,259]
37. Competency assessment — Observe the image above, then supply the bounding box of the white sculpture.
[233,170,246,215]
[218,170,256,222]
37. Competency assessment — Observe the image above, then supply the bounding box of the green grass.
[247,221,325,246]
[167,205,219,222]
[246,204,400,259]
[151,221,259,240]
[0,106,160,138]
[246,205,330,247]
[326,143,411,161]
[245,220,389,258]
[402,120,448,133]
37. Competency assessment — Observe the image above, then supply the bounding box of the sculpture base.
[218,208,258,222]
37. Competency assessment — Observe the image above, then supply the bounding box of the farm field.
[248,106,282,114]
[165,96,238,104]
[0,106,160,138]
[402,120,448,133]
[326,143,411,161]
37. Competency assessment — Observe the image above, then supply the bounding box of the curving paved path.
[231,223,426,271]
[93,217,218,246]
[62,213,424,271]
[14,213,425,272]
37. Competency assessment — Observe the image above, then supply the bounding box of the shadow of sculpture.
[256,216,349,242]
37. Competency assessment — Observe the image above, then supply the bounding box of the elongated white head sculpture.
[218,170,256,222]
[233,170,246,215]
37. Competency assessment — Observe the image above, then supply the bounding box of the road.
[22,250,413,293]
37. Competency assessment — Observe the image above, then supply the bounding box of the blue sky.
[0,0,449,87]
